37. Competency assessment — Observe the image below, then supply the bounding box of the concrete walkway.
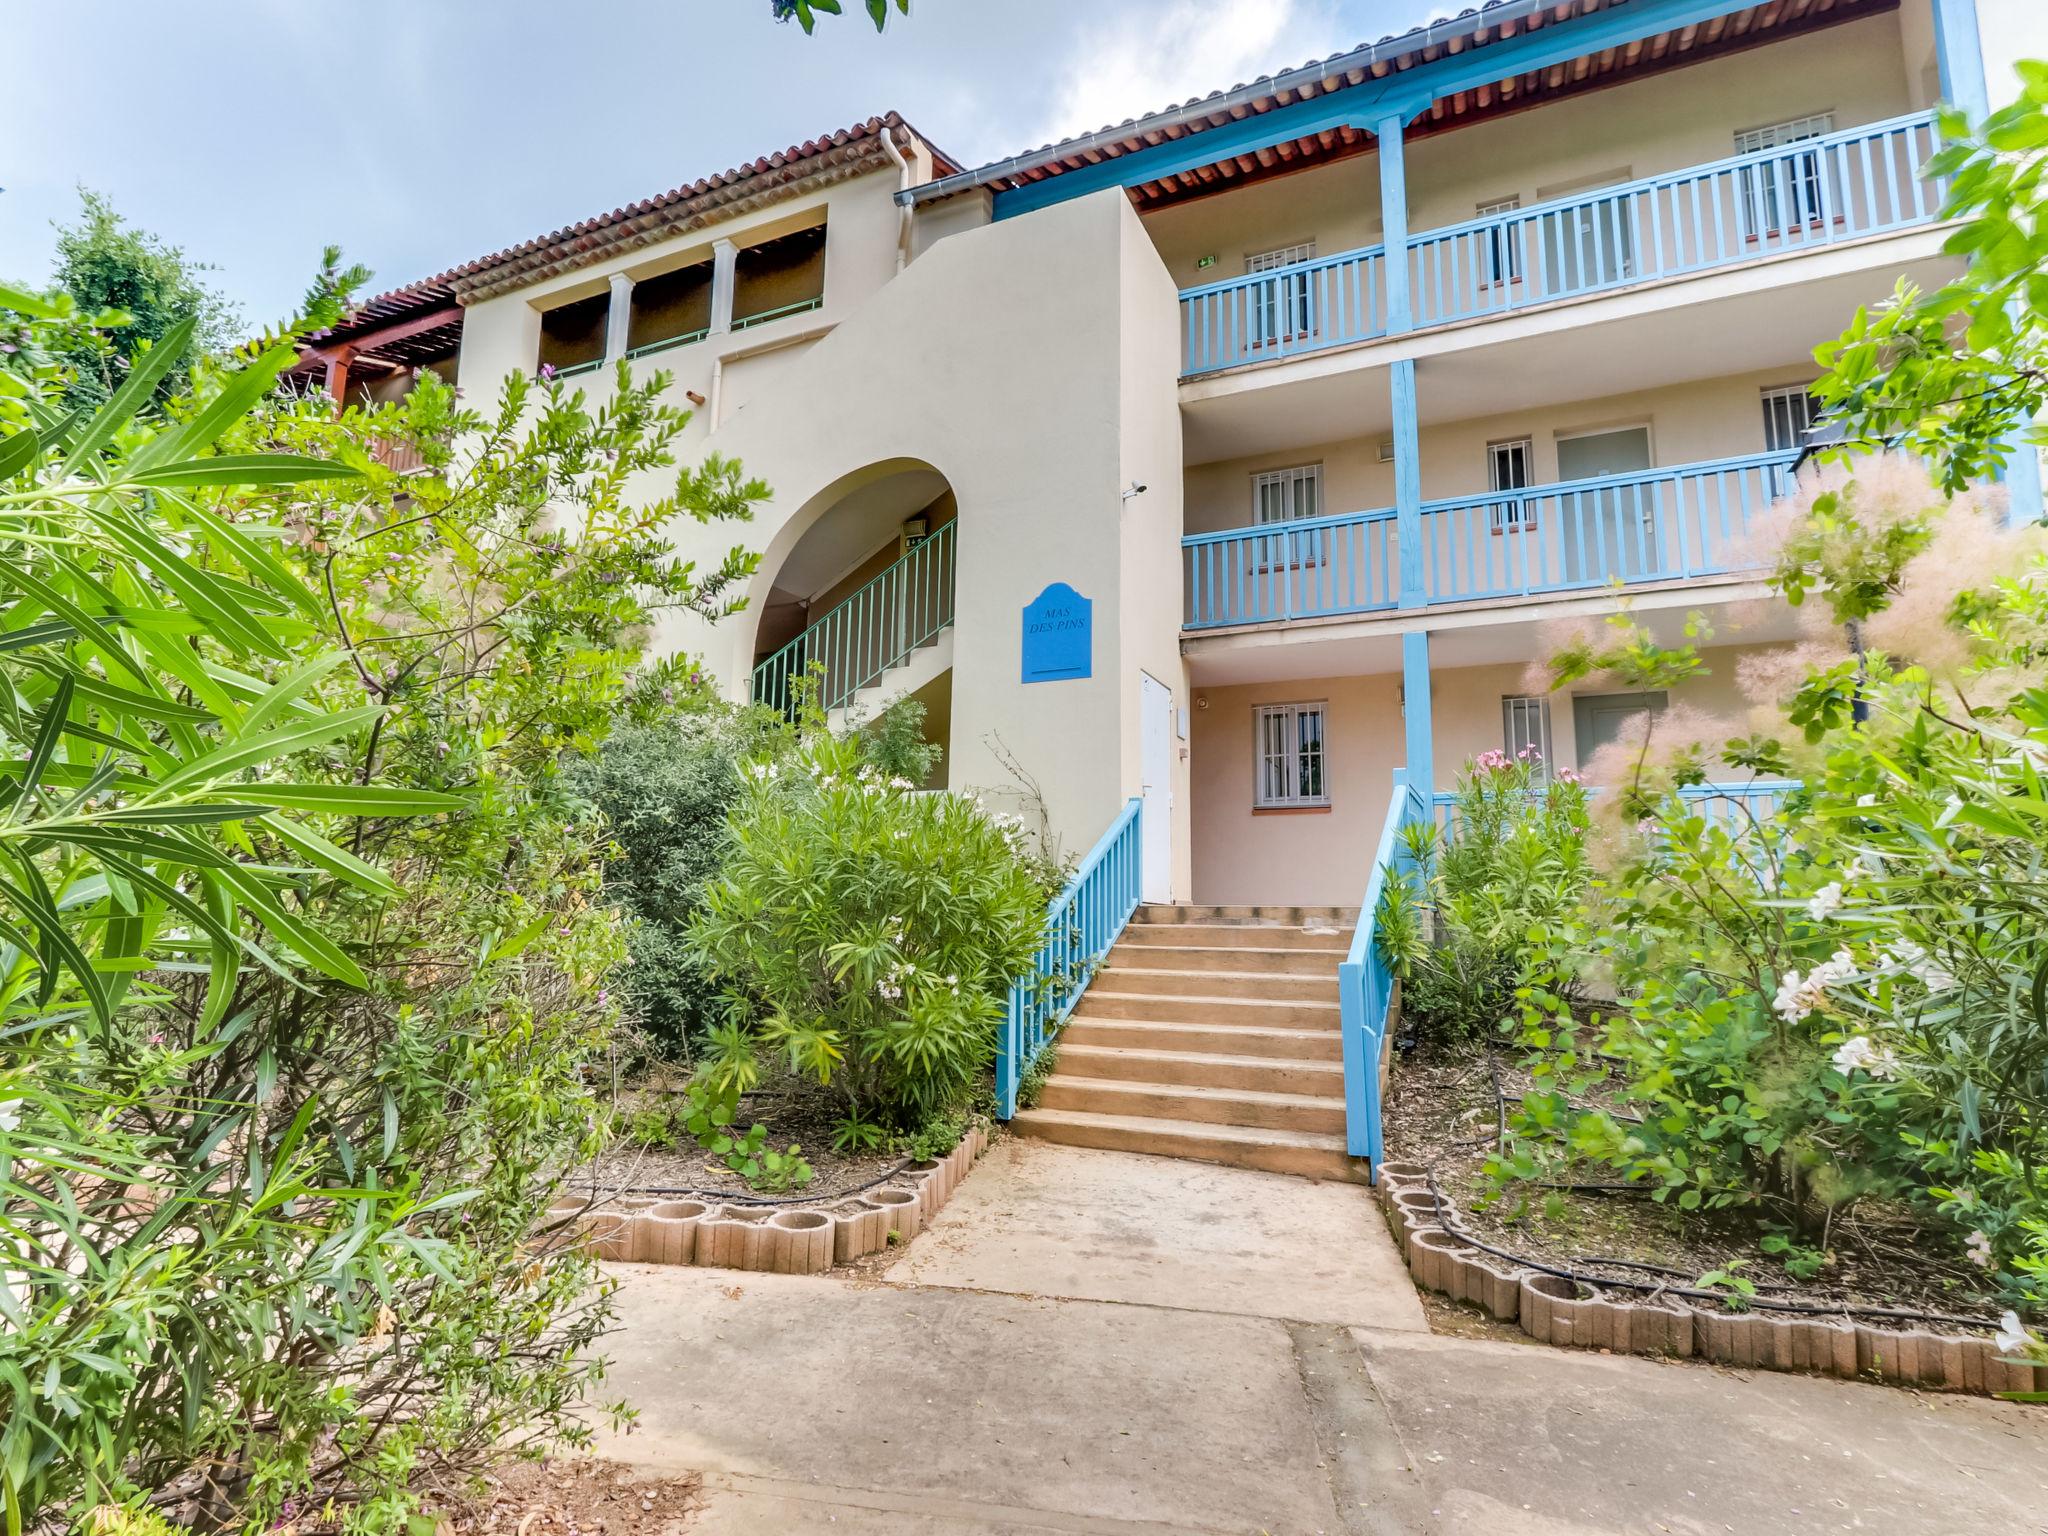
[591,1141,2048,1535]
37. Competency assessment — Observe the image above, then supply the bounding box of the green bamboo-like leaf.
[0,283,64,319]
[0,428,38,483]
[259,812,398,897]
[131,341,299,470]
[20,661,215,726]
[0,851,109,1028]
[210,863,366,988]
[154,489,325,619]
[127,453,360,488]
[228,783,464,814]
[4,565,154,689]
[94,804,268,826]
[36,825,245,869]
[16,675,72,815]
[0,621,78,653]
[81,509,288,661]
[235,652,347,739]
[149,704,385,799]
[62,315,197,474]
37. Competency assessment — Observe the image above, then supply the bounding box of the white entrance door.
[1139,672,1174,903]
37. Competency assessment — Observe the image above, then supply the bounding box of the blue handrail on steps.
[998,797,1143,1120]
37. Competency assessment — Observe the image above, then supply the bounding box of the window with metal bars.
[1488,438,1534,531]
[1761,383,1822,454]
[1501,695,1553,780]
[1736,114,1835,239]
[1246,241,1316,344]
[1253,702,1328,808]
[1477,196,1523,284]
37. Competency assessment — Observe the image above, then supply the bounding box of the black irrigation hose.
[1420,1172,2005,1332]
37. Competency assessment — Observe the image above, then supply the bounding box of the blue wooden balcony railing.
[998,797,1143,1119]
[1178,111,1942,377]
[1180,245,1386,376]
[1181,448,1798,628]
[752,519,956,715]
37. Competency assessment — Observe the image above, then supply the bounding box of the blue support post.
[1932,0,1991,123]
[1391,358,1424,607]
[1402,630,1434,798]
[2003,432,2045,526]
[1377,112,1413,335]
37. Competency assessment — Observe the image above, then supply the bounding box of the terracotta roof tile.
[311,110,956,344]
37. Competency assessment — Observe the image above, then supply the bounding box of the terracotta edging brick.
[1373,1165,2042,1398]
[557,1123,991,1276]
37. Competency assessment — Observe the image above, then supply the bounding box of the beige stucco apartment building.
[303,0,2047,915]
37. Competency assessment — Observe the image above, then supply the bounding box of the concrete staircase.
[1011,904,1363,1181]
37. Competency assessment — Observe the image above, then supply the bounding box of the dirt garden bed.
[1379,1044,2043,1393]
[570,1067,908,1207]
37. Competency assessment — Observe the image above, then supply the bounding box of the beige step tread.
[1061,1017,1343,1059]
[1075,988,1341,1015]
[1011,1107,1363,1181]
[1097,965,1339,1001]
[1035,1074,1350,1133]
[1118,923,1352,950]
[1056,1042,1345,1096]
[1109,943,1348,966]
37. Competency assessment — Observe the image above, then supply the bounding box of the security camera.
[1120,481,1148,500]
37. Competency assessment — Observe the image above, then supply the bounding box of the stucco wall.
[1182,366,1818,536]
[1190,642,1781,905]
[455,162,908,451]
[1978,0,2048,109]
[601,189,1185,880]
[1137,10,1913,293]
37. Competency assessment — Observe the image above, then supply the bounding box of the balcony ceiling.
[931,0,1899,216]
[1178,230,1960,467]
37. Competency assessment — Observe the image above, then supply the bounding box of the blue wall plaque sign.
[1021,582,1092,683]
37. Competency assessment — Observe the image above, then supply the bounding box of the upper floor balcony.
[1177,111,1943,380]
[1182,447,1797,630]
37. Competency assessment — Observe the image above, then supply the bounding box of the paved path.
[591,1140,2048,1534]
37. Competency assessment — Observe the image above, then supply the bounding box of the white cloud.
[1033,0,1350,151]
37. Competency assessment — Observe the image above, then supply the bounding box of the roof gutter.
[900,0,1562,207]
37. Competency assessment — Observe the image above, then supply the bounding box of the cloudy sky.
[2,0,1440,323]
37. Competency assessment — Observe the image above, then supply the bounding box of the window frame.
[1251,463,1324,571]
[1760,382,1822,455]
[1244,241,1318,345]
[1501,694,1554,780]
[1735,113,1837,240]
[1476,195,1524,286]
[1252,701,1330,810]
[1487,437,1535,533]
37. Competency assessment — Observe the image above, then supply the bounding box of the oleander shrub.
[689,730,1043,1127]
[0,258,763,1531]
[1378,752,1591,1045]
[1498,455,2048,1309]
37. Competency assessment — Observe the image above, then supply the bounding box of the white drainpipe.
[879,125,917,273]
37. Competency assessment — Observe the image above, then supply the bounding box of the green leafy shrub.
[1499,456,2048,1309]
[690,730,1043,1127]
[568,705,793,1055]
[1379,753,1590,1045]
[0,252,763,1530]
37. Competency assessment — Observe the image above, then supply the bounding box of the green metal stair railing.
[751,519,956,716]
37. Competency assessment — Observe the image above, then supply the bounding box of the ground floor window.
[1501,694,1553,777]
[1254,702,1328,808]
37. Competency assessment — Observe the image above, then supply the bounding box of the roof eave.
[901,0,1568,208]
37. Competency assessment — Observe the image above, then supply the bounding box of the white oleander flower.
[1806,882,1844,921]
[1996,1310,2038,1356]
[0,1099,18,1133]
[1856,793,1878,808]
[1832,1033,1900,1080]
[1966,1230,1994,1269]
[1776,949,1857,1023]
[1887,939,1956,994]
